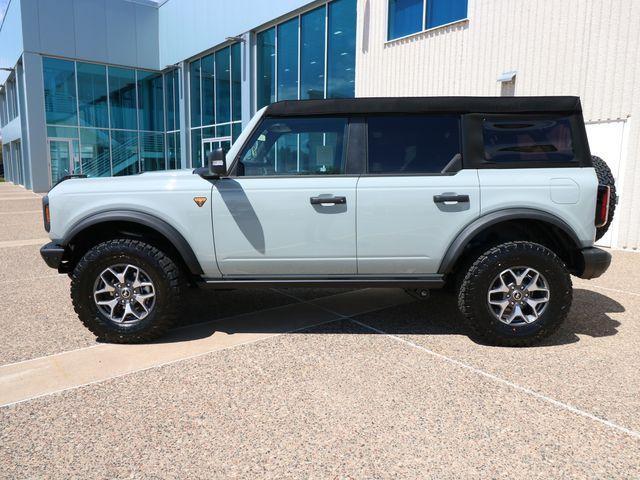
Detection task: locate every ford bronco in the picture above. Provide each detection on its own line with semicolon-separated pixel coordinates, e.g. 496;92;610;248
40;97;615;346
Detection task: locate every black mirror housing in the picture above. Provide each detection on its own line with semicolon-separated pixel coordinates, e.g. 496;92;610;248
208;148;227;177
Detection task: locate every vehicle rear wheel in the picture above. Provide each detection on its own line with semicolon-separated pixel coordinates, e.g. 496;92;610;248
71;239;185;343
458;241;572;347
592;155;617;241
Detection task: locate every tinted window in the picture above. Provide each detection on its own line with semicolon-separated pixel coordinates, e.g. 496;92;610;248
483;117;575;164
367;115;461;174
238;117;348;176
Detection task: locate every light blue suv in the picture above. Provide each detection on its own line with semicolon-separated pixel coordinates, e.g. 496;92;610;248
40;97;615;346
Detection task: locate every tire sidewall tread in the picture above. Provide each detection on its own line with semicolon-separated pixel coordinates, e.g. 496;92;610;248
458;241;572;347
70;239;185;343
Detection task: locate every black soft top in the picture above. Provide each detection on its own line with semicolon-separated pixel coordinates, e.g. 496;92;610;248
264;96;582;117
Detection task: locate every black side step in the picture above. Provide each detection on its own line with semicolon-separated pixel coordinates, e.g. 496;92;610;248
200;276;445;289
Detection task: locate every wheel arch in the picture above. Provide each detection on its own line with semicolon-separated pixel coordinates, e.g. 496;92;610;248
60;210;204;276
438;209;584;275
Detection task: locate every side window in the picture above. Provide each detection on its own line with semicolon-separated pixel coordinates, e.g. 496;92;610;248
367;115;461;174
237;117;348;176
483;116;575;164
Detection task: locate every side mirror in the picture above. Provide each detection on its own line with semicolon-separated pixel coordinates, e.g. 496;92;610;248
207;148;227;177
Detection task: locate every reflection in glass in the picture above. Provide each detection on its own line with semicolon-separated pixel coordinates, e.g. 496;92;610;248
301;7;326;100
137;70;164;131
277;18;299;101
190;59;201;127
77;62;108;128
216;47;231;124
140;132;165;171
167;132;177;170
327;0;356;98
80;128;111;177
43;57;77;126
201;54;215;126
191;128;202;168
231;43;241;121
257;28;276;108
164;71;175;132
111;130;139;176
108;67;137;130
388;0;423;40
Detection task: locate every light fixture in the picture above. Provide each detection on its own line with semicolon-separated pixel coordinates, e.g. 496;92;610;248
0;67;15;72
497;70;517;82
226;36;246;43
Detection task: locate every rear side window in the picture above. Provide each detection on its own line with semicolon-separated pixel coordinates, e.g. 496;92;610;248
483;116;575;164
367;115;461;174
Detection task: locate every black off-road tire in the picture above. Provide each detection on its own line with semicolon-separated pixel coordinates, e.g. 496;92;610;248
592;155;616;241
71;239;185;343
458;241;572;347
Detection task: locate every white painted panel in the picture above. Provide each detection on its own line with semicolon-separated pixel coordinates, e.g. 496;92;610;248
586;120;627;248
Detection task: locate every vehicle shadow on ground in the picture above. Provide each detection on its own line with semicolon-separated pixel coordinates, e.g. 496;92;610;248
149;287;623;348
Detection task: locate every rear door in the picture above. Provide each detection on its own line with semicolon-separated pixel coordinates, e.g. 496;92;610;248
211;116;358;276
356;115;480;274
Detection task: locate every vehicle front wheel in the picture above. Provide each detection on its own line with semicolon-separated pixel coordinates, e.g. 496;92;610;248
458;241;572;347
71;239;185;343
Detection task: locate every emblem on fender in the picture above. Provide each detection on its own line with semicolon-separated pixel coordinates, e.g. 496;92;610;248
193;197;207;207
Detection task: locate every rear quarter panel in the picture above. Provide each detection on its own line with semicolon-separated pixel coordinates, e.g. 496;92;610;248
478;167;598;247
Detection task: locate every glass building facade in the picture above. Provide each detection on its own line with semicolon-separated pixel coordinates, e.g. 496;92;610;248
42;57;180;184
189;44;242;168
256;0;356;109
1;0;357;189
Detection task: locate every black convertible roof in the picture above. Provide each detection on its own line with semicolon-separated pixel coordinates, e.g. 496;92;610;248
264;96;582;117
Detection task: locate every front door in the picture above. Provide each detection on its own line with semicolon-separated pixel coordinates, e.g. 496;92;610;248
357;115;480;274
48;139;78;186
211;116;357;276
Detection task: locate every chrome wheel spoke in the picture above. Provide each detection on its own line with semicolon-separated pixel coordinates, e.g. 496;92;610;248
487;266;550;326
94;263;156;325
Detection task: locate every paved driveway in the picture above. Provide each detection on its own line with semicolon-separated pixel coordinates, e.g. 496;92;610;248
1;181;639;479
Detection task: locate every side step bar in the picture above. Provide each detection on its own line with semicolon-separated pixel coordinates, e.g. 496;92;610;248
200;275;445;289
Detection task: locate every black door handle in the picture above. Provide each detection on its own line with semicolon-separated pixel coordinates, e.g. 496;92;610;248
433;194;470;204
310;196;347;205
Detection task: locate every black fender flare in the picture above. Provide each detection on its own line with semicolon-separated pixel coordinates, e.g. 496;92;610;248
61;210;204;275
437;208;584;274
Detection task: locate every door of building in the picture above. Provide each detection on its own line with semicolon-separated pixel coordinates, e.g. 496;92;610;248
48;138;78;186
201;136;232;167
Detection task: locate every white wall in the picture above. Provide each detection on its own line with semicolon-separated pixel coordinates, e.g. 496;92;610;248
356;0;640;250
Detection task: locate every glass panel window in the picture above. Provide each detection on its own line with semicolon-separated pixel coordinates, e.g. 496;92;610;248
215;47;231;124
232;122;242;143
201;54;215;126
43;57;77;126
164;72;175;132
256;28;276;109
231;43;241;121
191;128;202;167
367;116;461;174
76;62;108;128
0;92;6;126
238;117;348;176
327;0;356;98
482;117;575;164
166;132;177;169
301;7;326;100
277;17;299;101
47;125;79;138
426;0;468;29
111;130;139;176
140;132;165;172
80;128;111;177
137;70;164;131
190;59;202;127
108;67;137;130
388;0;423;40
174;69;181;130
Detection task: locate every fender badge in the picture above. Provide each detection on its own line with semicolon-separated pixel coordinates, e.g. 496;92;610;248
193;197;207;207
